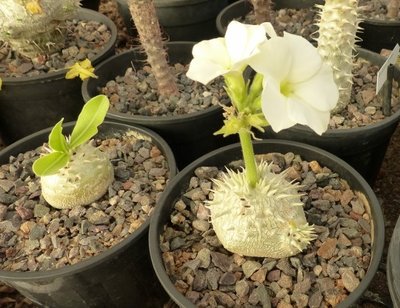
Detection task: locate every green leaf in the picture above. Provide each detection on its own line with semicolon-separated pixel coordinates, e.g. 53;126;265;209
48;118;69;153
32;151;70;176
69;95;109;149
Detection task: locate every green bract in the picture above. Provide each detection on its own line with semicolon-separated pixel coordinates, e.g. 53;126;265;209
32;95;109;176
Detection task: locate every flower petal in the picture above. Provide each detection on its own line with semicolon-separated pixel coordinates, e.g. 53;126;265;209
261;78;297;132
249;37;292;82
187;38;230;84
283;32;323;83
286;96;332;135
225;21;271;68
292;63;339;112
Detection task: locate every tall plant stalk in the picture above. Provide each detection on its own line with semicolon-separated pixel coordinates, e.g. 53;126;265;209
249;0;272;23
387;0;400;18
128;0;179;97
316;0;361;113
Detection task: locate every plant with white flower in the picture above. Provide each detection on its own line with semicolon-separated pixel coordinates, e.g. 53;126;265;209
187;20;339;258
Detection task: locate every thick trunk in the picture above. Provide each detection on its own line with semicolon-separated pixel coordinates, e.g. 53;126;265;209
128;0;179;97
249;0;272;23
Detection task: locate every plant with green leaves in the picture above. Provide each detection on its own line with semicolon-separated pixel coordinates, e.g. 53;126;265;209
187;20;338;258
0;0;81;59
32;94;114;209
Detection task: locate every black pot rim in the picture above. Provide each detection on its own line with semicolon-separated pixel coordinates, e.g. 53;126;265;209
81;41;225;124
2;8;117;85
149;139;385;308
0;120;177;280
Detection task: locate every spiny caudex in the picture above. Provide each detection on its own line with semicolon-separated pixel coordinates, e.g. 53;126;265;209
315;0;362;113
32;95;114;209
187;21;339;258
0;0;81;59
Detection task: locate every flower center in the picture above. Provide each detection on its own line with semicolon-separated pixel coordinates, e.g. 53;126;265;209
280;80;294;97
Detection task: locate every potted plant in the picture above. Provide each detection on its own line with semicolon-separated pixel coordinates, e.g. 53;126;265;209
82;0;235;170
216;0;323;40
148;20;384;307
116;0;229;40
252;0;400;186
0;0;117;144
358;0;400;52
0;95;177;307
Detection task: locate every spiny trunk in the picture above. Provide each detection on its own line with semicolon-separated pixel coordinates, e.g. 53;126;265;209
249;0;272;23
128;0;179;97
387;0;399;18
316;0;361;113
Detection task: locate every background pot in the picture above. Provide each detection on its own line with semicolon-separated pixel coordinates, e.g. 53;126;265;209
388;215;400;308
216;0;323;36
149;139;384;308
81;41;236;170
0;8;117;145
0;121;177;307
358;19;400;53
116;0;228;40
259;48;400;186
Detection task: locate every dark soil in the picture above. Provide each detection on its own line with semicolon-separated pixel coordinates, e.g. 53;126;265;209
0;0;399;307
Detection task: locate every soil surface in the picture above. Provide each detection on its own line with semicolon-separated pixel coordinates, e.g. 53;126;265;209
0;0;399;307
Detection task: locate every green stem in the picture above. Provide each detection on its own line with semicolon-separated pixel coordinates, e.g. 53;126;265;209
238;128;258;188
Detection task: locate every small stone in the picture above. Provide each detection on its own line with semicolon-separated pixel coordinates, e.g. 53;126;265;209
210;251;231;272
235;279;250;297
308;291;323;308
193;270;207;291
277;273;293;289
219;272;237;285
192;219;209;232
276;258;296;277
196;248;211;268
242;260;262;278
87;210;110;225
267;269;281;282
317;238;337;259
342;269;360;292
206;268;221;290
34;204;50;218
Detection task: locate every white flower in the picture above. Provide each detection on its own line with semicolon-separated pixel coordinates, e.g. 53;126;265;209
249;32;339;135
186;21;274;84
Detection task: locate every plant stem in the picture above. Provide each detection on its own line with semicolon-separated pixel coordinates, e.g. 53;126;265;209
128;0;179;97
238;128;258;188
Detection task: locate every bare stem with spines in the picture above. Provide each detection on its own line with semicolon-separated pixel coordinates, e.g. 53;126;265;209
128;0;179;97
249;0;272;23
316;0;362;113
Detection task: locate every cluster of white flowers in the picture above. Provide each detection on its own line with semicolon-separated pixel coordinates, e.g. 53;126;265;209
187;21;339;135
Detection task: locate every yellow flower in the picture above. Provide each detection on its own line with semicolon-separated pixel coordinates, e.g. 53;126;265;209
25;0;43;14
65;59;98;81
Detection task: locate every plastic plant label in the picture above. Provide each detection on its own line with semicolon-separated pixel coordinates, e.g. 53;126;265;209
376;44;400;95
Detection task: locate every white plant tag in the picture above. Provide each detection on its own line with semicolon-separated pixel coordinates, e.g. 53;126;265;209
376;44;400;94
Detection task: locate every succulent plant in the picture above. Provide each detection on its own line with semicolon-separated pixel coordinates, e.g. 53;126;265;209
315;0;361;113
33;95;113;209
0;0;81;59
209;161;316;258
127;0;179;97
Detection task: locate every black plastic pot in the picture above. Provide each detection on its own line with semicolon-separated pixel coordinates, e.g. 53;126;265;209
358;19;400;53
216;0;322;36
388;215;400;308
148;139;384;308
0;121;177;308
81;41;236;170
116;0;228;41
259;48;400;186
0;9;117;145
